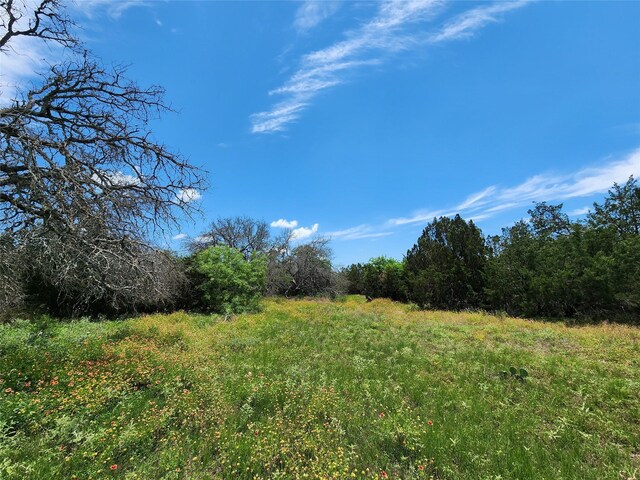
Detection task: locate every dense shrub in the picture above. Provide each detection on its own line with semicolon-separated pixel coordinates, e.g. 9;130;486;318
484;178;640;319
343;257;407;302
192;246;266;314
405;215;487;310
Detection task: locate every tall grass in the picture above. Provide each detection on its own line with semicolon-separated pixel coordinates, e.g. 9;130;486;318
1;297;638;479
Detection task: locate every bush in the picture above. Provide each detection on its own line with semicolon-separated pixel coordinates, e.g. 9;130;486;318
344;257;407;302
192;246;266;314
405;215;487;310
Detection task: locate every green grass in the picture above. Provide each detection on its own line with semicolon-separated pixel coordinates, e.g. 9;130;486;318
1;297;638;479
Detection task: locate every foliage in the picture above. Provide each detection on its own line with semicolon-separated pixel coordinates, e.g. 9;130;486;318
192;246;266;314
588;176;640;235
500;366;529;382
405;215;487;310
0;298;638;479
341;177;639;322
484;177;640;319
344;257;407;302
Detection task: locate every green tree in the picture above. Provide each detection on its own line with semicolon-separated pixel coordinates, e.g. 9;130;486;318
192;246;266;314
588;176;640;235
405;215;487;309
361;256;407;301
484;220;538;315
529;202;571;238
343;263;365;295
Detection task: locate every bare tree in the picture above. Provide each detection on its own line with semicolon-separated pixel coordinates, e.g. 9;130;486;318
21;222;186;315
189;216;271;259
0;0;77;52
266;237;339;297
1;53;204;237
0;233;24;315
0;0;205;315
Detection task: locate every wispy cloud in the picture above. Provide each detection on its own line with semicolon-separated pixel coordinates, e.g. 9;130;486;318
172;233;187;241
328;224;393;240
0;0;149;101
291;223;319;240
294;1;341;33
251;0;531;134
73;0;150;19
390;148;640;225
427;0;531;43
271;218;299;229
0;35;56;102
569;207;590;216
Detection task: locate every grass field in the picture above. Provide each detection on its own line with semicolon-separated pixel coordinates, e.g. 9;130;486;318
1;297;638;479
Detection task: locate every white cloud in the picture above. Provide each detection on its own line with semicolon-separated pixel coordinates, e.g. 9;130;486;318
107;171;142;186
194;234;213;243
252;0;440;133
455;186;497;211
291;223;319;240
0;31;62;103
294;1;341;33
0;0;153;102
251;0;530;134
428;0;531;43
72;0;150;19
328;224;393;240
569;207;590;216
390;209;453;226
91;170;142;187
172;233;187;241
176;188;202;203
390;148;640;225
271;218;299;229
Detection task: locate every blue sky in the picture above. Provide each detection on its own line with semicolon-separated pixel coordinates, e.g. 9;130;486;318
3;0;640;266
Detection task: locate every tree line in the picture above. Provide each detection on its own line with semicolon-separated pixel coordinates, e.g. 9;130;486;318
345;176;640;322
1;1;637;322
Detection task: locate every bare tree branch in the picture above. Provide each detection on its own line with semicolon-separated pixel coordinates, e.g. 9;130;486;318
0;0;206;315
188;216;271;259
0;0;77;51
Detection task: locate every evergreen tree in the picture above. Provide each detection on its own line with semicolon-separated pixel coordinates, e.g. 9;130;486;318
404;215;486;309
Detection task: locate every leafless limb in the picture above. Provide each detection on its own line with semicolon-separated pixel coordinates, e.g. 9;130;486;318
0;0;206;315
0;0;77;51
189;216;272;259
1;53;205;237
266;236;339;297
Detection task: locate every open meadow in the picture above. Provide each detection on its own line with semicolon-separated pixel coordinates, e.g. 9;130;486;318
1;297;638;479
